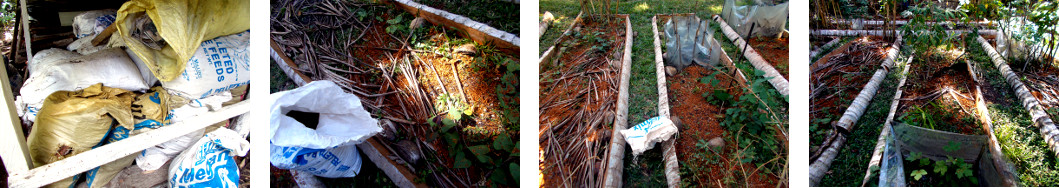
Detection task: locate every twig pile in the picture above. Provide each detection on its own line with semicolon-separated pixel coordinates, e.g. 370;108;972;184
271;0;433;126
538;16;624;188
271;0;474;186
809;38;890;159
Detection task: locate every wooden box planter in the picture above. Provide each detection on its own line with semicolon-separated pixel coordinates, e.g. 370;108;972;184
537;14;631;187
876;52;1017;186
652;13;788;187
651;14;748;187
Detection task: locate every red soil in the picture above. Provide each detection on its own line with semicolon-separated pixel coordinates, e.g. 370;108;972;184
748;36;789;79
669;65;780;187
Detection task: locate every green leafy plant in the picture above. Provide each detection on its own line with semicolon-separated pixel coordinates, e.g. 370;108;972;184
904;151;980;186
698;64;787;175
385;14;409;34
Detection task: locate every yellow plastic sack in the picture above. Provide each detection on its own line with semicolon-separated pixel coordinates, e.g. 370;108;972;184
84;86;183;188
115;0;249;82
26;84;135;188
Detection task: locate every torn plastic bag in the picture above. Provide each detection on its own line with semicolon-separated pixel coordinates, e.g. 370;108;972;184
269;80;381;177
160;30;251;99
85;88;174;188
18;48;148;123
72;10;116;39
136;92;231;171
26;84;136;188
115;0;250;82
620;116;679;156
663;15;720;70
169;128;249;187
879;122;1017;186
720;0;788;38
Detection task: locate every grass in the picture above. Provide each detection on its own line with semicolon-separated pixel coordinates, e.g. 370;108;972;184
968;39;1059;186
416;0;520;34
270;59;297;93
816;58;903;187
541;0;785;186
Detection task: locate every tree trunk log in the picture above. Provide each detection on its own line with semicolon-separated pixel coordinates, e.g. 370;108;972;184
809;36;903;186
977;35;1059;158
713;15;789;97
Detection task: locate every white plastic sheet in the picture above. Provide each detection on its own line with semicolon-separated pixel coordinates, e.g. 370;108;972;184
721;0;788;38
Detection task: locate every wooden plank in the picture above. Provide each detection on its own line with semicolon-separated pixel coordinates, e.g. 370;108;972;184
270;39;310;86
89;24;117;46
19;0;31;65
357;139;428;188
7;99;252;188
603;14;632;188
389;0;518;54
0;54;32;174
538;12;581;64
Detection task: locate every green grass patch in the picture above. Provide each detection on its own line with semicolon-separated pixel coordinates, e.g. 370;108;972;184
969;38;1059;186
817;59;903;187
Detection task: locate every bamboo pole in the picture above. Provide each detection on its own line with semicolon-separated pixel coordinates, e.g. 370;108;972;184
811;29;997;37
602;14;633;188
808;36;903;186
862;56;911;186
652;15;682;188
828;19;996;26
810;37;842;61
977;35;1059;158
540;12;555;38
712;15;789;97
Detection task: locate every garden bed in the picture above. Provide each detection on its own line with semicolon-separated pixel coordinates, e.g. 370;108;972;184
809;36;895;153
270;0;519;186
653;14;788;187
747;35;789;78
538;14;631;187
877;40;1018;186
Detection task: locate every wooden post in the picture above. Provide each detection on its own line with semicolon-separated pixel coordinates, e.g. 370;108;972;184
602;14;632;188
8;100;252;188
19;0;31;65
0;54;32;175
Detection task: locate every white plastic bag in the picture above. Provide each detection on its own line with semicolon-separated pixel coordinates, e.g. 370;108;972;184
18;48;148;123
270;143;363;178
269;80;381;177
169;128;249;187
269;80;381;148
136;92;232;171
161;30;250;99
620;116;679;156
72;10;116;39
